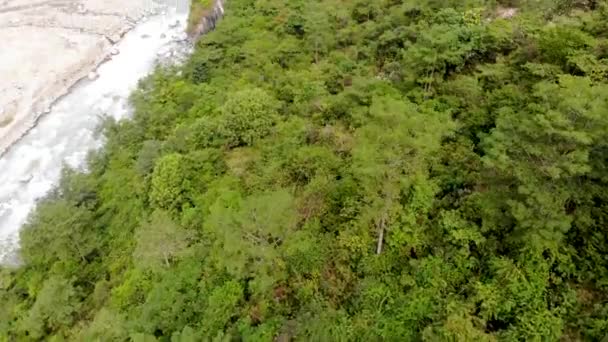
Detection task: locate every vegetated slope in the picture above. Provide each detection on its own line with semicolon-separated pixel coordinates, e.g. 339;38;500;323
2;0;608;340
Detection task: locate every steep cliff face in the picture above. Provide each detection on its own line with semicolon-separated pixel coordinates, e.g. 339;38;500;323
189;0;225;40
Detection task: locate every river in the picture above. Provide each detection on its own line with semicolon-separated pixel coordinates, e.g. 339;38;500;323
0;3;191;264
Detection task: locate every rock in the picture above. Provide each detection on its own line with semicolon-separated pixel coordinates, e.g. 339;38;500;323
169;20;180;29
497;7;518;19
172;33;188;42
105;34;121;44
88;71;98;80
110;47;120;55
19;174;33;184
141;34;150;39
43;106;51;114
160;33;166;39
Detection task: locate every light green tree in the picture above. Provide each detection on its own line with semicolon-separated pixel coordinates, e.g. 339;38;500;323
19;277;79;339
205;190;297;294
133;210;193;270
20;200;96;266
218;87;278;147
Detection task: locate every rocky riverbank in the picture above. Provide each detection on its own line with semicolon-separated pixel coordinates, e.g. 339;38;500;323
0;0;174;156
0;4;192;265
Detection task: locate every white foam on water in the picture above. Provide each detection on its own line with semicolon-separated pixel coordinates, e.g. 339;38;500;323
0;7;191;264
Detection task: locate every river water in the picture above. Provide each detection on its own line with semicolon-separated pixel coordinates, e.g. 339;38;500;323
0;4;191;264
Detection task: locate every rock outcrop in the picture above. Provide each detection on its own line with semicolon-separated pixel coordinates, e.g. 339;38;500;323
189;0;225;41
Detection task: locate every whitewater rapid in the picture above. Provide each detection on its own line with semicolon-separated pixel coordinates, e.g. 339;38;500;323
0;7;191;264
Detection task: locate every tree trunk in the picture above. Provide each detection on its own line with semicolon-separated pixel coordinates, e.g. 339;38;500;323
376;216;386;255
163;252;170;268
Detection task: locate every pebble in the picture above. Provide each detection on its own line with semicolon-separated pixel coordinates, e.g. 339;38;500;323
88;71;98;80
110;47;120;55
160;33;166;39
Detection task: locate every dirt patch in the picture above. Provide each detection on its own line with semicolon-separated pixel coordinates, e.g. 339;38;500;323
497;7;518;19
0;116;14;128
0;102;16;128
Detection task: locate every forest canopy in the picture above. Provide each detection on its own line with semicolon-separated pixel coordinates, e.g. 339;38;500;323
2;0;608;340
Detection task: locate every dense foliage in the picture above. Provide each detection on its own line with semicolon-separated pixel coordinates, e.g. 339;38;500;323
3;0;608;340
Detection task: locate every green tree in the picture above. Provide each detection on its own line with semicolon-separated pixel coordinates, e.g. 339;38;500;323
205;190;297;294
218;87;279;147
19;277;79;339
20;199;96;266
78;308;129;342
352;96;454;254
482;75;608;250
150;154;187;211
133;210;193;270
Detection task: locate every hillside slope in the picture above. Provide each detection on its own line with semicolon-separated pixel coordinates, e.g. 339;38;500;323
2;0;608;340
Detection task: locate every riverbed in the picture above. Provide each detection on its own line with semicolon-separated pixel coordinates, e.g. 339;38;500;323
0;6;191;264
